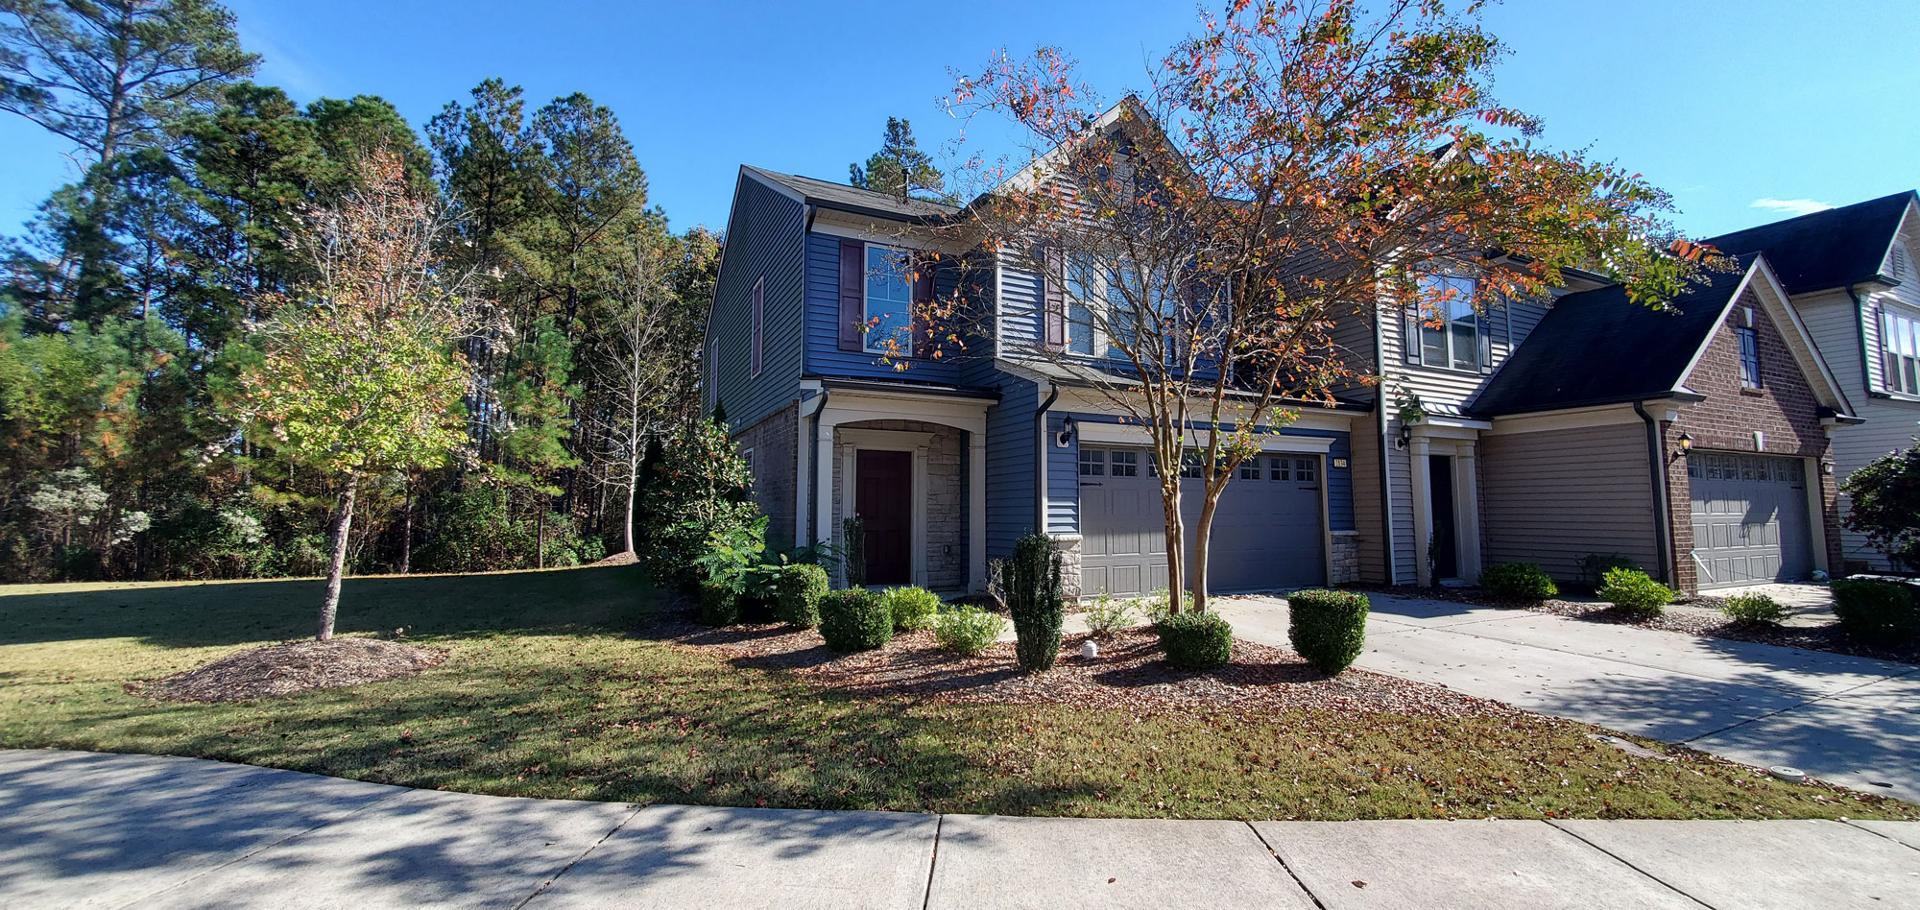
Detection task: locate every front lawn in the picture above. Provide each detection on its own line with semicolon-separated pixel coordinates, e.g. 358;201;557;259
1;566;1909;820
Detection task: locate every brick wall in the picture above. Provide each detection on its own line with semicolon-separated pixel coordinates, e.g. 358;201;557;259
1661;286;1840;591
734;403;798;551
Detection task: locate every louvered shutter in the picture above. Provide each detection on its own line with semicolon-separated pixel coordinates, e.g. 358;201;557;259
838;239;864;351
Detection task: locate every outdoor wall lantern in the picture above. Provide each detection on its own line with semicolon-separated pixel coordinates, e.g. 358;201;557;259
1395;424;1412;450
1677;432;1694;454
1056;415;1077;448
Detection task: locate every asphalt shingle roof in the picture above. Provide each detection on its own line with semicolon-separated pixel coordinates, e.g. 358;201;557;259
1705;191;1914;295
1468;256;1758;418
744;166;960;221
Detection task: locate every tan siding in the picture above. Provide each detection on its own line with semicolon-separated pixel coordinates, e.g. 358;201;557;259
1348;415;1386;583
1480;423;1659;580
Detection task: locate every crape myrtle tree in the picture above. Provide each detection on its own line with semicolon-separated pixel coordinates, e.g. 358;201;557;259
927;0;1717;614
229;150;473;640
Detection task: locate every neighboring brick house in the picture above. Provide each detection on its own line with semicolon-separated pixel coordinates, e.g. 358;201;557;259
1463;254;1857;593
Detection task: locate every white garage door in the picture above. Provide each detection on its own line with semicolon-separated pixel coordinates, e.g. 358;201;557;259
1078;448;1325;597
1687;453;1814;590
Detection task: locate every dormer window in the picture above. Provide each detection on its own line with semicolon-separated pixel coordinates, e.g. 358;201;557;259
1415;274;1484;372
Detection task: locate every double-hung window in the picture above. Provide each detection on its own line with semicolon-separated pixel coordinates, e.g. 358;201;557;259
1058;253;1174;361
1415;274;1483;371
1883;306;1920;396
1066;255;1097;356
863;244;914;354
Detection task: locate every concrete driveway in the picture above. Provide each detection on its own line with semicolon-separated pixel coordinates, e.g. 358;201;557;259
1217;593;1920;800
5;749;1919;909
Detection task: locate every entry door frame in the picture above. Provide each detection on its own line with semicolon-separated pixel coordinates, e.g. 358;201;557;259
1409;425;1484;586
838;427;931;587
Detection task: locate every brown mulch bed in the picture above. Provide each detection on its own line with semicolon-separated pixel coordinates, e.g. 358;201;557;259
133;638;448;703
647;619;1522;719
1356;585;1920;665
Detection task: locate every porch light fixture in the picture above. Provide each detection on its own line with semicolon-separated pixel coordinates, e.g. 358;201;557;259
1395;424;1412;450
1677;432;1694;453
1056;415;1077;448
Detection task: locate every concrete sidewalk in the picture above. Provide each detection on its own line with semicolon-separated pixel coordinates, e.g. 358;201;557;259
4;750;1918;909
1215;593;1920;801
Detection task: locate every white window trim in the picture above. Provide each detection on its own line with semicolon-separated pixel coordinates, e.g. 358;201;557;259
1414;274;1485;372
861;241;915;355
1062;254;1174;360
1881;302;1920;396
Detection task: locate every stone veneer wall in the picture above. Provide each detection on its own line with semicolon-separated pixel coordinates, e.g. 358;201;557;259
830;419;966;591
1329;531;1361;585
733;403;797;550
1049;534;1083;602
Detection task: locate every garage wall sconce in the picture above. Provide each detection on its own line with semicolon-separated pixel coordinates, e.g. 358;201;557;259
1671;431;1693;461
1055;415;1077;448
1395;424;1412;450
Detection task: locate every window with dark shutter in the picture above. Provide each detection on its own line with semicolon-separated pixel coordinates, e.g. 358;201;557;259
838;239;864;351
1042;246;1066;349
1737;325;1761;389
911;254;935;359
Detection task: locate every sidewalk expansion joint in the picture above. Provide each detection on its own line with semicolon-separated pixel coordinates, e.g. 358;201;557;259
511;803;647;910
1243;821;1328;910
1545;820;1719;910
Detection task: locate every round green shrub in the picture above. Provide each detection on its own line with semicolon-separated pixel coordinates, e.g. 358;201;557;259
881;586;942;632
934;605;1007;656
1831;578;1920;647
1721;592;1789;626
772;563;829;628
1479;562;1558;603
697;579;741;626
1597;567;1673;620
1156;610;1233;670
818;588;893;652
1287;588;1369;675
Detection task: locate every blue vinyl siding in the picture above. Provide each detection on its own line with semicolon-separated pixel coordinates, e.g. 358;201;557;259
984;375;1039;559
708;174;805;428
1045;411;1354;536
998;260;1045;351
803;231;966;384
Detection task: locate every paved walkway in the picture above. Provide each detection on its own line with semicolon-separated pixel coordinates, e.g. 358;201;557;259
4;750;1917;910
1215;593;1920;800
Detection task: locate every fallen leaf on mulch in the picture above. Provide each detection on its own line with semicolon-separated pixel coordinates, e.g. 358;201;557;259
131;638;447;703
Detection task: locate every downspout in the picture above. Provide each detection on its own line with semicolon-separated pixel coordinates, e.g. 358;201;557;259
1633;401;1673;584
1374;315;1398;583
806;387;830;547
1035;380;1060;535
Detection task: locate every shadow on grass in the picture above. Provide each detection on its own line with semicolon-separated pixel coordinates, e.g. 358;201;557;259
0;564;659;649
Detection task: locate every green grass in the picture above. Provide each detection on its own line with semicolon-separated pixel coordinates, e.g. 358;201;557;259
1;566;1910;821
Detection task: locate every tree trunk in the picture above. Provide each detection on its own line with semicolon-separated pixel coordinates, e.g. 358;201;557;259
398;483;413;575
318;477;358;641
1189;493;1221;614
622;446;639;556
1160;485;1186;614
536;503;546;569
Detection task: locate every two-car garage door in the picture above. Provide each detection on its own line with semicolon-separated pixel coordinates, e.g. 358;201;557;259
1687;453;1814;590
1078;447;1325;596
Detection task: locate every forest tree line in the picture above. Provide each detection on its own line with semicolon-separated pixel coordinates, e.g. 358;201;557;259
0;0;716;582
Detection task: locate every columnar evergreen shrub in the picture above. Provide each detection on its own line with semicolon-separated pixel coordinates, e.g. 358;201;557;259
934;605;1006;656
818;588;892;652
881;586;941;631
1479;562;1557;602
1156;610;1233;670
1831;578;1920;647
772;563;829;628
1287;589;1369;674
999;533;1064;671
840;515;866;587
1597;567;1672;619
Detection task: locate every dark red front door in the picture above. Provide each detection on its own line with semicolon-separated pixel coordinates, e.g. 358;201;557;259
856;450;912;585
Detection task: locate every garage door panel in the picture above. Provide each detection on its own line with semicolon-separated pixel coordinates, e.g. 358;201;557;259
1688;453;1812;590
1080;447;1324;597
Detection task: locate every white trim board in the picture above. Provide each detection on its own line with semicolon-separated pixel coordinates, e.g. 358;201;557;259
1076;421;1336;453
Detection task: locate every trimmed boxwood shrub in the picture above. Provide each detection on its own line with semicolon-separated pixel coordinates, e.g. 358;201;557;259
881;586;942;632
1831;578;1920;647
1721;592;1789;626
934;605;1006;656
1287;589;1369;675
1598;567;1673;620
1156;610;1233;670
697;579;741;626
1480;562;1557;603
818;588;893;652
772;563;829;628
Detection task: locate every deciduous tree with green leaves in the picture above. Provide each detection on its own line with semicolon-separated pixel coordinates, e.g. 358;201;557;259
229;150;472;640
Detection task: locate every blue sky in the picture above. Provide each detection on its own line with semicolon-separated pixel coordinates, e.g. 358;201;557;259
3;0;1917;239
